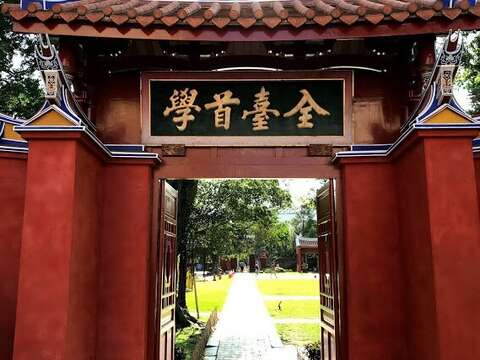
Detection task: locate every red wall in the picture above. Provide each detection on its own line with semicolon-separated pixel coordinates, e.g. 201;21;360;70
96;163;152;360
422;137;480;360
341;161;407;360
13;139;102;360
394;135;480;359
66;142;103;359
394;139;439;359
0;155;26;360
474;155;480;214
342;132;480;360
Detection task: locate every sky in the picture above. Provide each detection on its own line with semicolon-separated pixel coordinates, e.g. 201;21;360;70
279;179;324;207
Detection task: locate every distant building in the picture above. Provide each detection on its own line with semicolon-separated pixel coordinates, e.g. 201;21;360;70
295;235;318;272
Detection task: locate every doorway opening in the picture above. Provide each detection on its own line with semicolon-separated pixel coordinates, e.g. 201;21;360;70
153;178;341;360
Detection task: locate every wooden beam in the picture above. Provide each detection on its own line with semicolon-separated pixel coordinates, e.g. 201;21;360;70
12;16;480;42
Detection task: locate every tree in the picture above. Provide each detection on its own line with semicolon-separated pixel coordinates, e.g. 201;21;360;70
291;195;317;238
187;180;292;268
174;180;198;311
250;220;293;260
459;32;480;115
0;10;43;118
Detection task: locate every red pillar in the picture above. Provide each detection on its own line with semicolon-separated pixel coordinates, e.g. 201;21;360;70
473;154;480;213
13;133;102;360
0;153;26;360
395;130;480;360
340;160;407;360
96;162;153;360
296;248;301;272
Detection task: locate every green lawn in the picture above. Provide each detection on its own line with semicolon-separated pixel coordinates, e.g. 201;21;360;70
265;300;320;319
257;279;320;296
176;326;202;360
276;324;320;346
186;277;233;316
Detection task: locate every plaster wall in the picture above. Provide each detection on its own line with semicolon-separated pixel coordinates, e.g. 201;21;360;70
422;137;480;360
96;163;152;360
341;161;407;360
474;155;480;213
66;142;103;359
394;139;439;359
13;139;102;360
0;156;26;360
393;135;480;360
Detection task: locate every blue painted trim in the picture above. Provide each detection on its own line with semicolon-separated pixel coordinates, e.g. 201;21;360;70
105;144;145;153
413;123;480;130
351;144;391;152
13;124;161;163
0;139;28;148
0;113;25;126
15;125;85;131
0;146;28;154
335;123;480;161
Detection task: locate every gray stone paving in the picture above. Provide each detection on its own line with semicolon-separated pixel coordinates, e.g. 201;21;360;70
204;273;297;360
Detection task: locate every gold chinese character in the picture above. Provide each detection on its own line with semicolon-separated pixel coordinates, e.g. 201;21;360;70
242;86;280;131
163;88;201;131
284;89;330;129
204;90;240;130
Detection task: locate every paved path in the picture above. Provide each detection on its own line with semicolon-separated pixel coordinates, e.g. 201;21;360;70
273;318;320;324
263;295;320;301
204;273;297;360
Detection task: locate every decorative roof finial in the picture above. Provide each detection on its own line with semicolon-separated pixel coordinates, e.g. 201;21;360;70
35;34;95;130
403;30;472;130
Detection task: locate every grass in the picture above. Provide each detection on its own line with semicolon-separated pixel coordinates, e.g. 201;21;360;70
176;326;202;360
265;300;320;319
256;279;320;296
257;274;321;346
276;324;320;346
186;276;233;316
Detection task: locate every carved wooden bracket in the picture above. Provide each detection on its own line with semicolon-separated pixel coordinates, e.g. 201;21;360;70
161;144;186;157
308;144;332;156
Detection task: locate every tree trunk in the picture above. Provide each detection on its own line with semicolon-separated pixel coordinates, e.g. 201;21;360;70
175;180;198;308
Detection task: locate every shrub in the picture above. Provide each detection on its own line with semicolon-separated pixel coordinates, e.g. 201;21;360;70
304;341;321;360
175;346;186;360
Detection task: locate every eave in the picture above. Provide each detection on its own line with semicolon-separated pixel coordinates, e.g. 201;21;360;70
4;0;480;42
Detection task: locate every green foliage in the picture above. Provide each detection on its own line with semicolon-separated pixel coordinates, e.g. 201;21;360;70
250;220;293;259
188;179;292;262
290;194;317;238
175;326;202;360
459;31;480;114
304;341;321;360
276;324;320;345
0;10;43;118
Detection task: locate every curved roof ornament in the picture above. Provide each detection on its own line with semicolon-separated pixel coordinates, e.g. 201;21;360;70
402;29;473;131
34;34;96;130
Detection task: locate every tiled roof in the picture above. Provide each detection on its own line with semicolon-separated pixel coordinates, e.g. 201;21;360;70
295;235;318;248
3;0;480;31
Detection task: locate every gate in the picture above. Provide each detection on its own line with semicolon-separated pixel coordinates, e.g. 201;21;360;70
156;181;178;360
317;179;341;360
